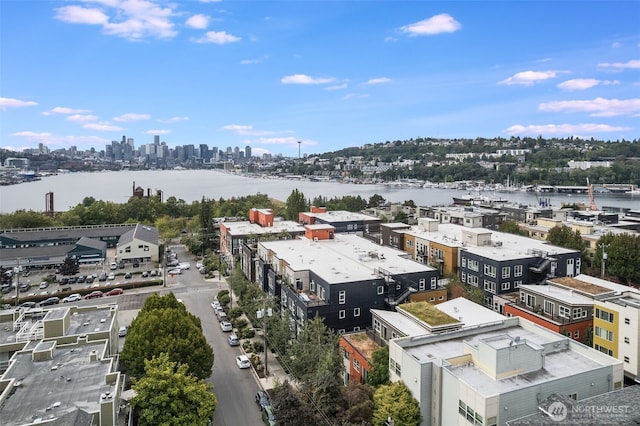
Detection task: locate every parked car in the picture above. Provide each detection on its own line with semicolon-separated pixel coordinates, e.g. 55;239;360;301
63;293;82;303
150;270;158;277
86;276;95;284
262;405;276;426
98;272;107;282
60;286;72;292
228;333;240;346
67;276;77;284
167;260;179;267
84;290;104;299
76;275;86;283
118;326;128;337
236;355;251;369
107;273;115;280
40;297;60;306
19;301;37;309
255;390;270;408
196;261;203;269
132;261;140;268
124;272;132;279
141;271;149;278
39;281;49;289
220;321;233;332
109;262;118;270
22;270;31;277
199;267;207;275
167;268;182;275
1;285;14;294
105;288;123;296
179;262;191;270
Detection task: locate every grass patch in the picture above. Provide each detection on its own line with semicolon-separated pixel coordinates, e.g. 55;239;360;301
401;301;458;326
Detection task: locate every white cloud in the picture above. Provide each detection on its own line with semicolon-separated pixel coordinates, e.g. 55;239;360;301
186;14;210;29
222;124;288;136
611;42;621;48
498;70;559;86
342;93;371;100
143;129;171;135
539;97;640;117
10;131;109;146
281;74;335;84
364;77;391;85
42;106;90;115
55;1;178;41
505;123;631;135
192;31;241;44
0;97;38;110
113;113;151;122
10;131;53;139
240;55;269;65
325;83;348;91
67;114;99;123
399;14;461;36
597;59;640;70
253;136;316;148
159;116;190;123
557;78;619;91
83;122;125;131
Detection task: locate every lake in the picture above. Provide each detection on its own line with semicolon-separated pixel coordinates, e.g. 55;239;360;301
1;169;638;213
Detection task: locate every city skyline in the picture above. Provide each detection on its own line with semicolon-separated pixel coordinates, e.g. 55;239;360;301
1;1;639;157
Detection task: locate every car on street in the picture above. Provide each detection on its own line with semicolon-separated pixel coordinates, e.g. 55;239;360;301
1;285;14;294
118;326;127;337
19;301;37;309
220;321;233;332
179;262;191;270
39;281;49;289
141;270;149;277
150;270;157;277
167;260;179;267
227;334;240;346
63;293;82;303
262;405;276;426
86;276;95;284
105;288;123;296
110;262;118;270
255;390;270;408
196;261;203;269
98;272;107;281
236;355;251;369
84;290;104;299
22;270;31;277
76;275;86;283
167;268;182;275
40;296;60;306
60;286;72;292
124;272;132;279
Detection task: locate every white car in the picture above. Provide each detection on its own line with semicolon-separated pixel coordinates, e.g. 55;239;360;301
39;281;49;289
236;355;251;369
220;321;233;332
63;293;82;303
168;268;182;275
107;272;115;280
179;262;191;270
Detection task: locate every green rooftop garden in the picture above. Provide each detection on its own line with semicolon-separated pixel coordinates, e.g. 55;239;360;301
400;301;458;326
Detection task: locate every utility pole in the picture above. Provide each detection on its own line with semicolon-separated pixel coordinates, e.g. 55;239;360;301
601;243;607;279
257;303;272;376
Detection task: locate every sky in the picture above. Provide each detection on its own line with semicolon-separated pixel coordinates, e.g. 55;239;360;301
1;1;639;158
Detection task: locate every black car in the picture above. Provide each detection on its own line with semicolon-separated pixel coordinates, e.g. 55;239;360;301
60;286;72;292
86;276;95;284
19;301;37;309
60;277;69;285
76;275;86;283
67;276;77;284
124;272;132;279
40;297;60;306
255;390;270;409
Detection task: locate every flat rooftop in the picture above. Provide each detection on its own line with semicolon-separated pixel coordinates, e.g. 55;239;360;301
306;210;380;223
0;340;116;425
222;219;305;236
548;276;616;296
260;234;435;284
342;331;381;361
519;284;595;305
372;309;429;337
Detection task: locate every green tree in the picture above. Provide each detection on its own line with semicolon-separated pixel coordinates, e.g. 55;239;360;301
288;315;341;385
132;353;217;426
368;194;386;208
393;211;409;223
271;380;316;426
498;220;527;236
595;234;640;284
336;382;374;425
373;381;421;426
547;225;586;254
367;345;390;387
285;189;307;221
121;293;213;380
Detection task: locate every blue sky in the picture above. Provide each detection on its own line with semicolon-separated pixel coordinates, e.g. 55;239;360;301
1;1;639;157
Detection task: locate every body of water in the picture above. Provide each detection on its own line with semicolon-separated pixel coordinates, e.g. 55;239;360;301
1;169;638;214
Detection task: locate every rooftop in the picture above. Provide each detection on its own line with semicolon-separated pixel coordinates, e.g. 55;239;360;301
260;234;435;284
518;284;595;305
548;276;616;296
305;210;380;223
222;219;305;236
399;301;459;327
342;331;381;362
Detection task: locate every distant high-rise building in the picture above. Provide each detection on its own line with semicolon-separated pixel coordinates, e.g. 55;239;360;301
154;135;160;145
245;145;252;160
233;146;240;159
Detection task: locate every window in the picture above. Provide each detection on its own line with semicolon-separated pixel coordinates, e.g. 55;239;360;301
526;294;536;308
624;337;630;344
353;358;360;372
559;305;571;319
514;280;521;288
143;245;149;251
595;326;614;342
484;280;496;294
595;344;614;356
377;286;384;295
353;326;360;331
461;272;466;282
390;358;401;375
501;282;510;291
502;266;511;279
430;297;435;302
310;280;316;292
339;310;345;319
520;291;525;302
431;277;437;289
438;295;444;301
484;264;496;278
459;400;466;416
573;308;585;318
468;259;479;272
468;275;478;287
419;279;426;291
374;319;381;333
624;356;630;363
544;300;555;316
625;318;630;325
574;330;579;339
339;290;346;304
125;246;131;253
595;308;614;323
338;329;345;334
514;265;523;277
461;257;467;268
354;307;360;317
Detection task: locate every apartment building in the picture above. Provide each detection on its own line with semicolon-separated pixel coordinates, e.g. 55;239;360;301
255;230;439;334
593;291;640;382
298;206;382;234
339;331;381;384
389;316;624;426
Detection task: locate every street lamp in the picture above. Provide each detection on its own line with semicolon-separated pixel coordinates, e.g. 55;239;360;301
256;306;273;376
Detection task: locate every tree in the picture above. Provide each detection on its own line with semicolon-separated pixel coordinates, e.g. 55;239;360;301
336;382;374;425
499;220;527;236
594;234;640;285
121;293;213;380
59;256;79;276
367;345;390;387
132;353;217;426
547;225;586;254
393;211;409;224
368;194;386;208
271;380;316;426
285;189;307;221
373;381;421;426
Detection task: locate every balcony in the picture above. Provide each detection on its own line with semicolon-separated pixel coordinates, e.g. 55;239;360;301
511;300;586;325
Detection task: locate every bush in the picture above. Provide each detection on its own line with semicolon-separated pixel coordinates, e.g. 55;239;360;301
217;293;230;306
217;289;229;298
242;341;253;352
232;318;248;330
228;307;243;319
253;341;264;353
238;328;255;339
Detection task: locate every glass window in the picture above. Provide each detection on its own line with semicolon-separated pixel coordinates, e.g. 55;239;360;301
339;290;346;304
502;266;510;278
354;307;360;317
377;286;384;295
419;279;426;291
339;310;345;319
514;265;523;277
